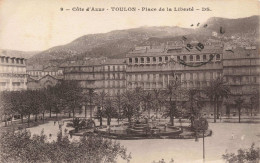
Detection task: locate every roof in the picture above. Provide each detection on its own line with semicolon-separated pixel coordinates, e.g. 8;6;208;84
26;65;44;71
43;66;59;72
126;46;223;57
28;74;62;82
103;59;125;65
223;46;259;59
0;50;26;59
60;58;105;67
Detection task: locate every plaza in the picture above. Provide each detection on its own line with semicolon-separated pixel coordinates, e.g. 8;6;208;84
26;119;260;163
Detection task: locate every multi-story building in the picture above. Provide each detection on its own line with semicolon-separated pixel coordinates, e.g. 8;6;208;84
125;43;224;116
103;59;126;96
60;58;126;96
61;43;259;117
27;65;63;79
27;74;62;90
60;58;126;117
0;54;27;91
223;46;260;115
60;58;105;92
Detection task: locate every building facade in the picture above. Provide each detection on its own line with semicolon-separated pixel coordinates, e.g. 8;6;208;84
61;43;259;116
27;74;61;90
223;46;260;115
0;54;27;91
61;58;126;96
125;44;224;116
27;65;63;79
103;59;126;96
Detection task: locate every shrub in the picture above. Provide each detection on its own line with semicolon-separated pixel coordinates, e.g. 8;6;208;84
222;143;260;163
0;129;131;163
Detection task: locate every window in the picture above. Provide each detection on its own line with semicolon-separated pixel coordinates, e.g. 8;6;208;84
183;56;187;61
210;54;214;60
216;54;220;60
196;55;200;61
6;58;9;63
190;55;193;61
159;57;162;62
141;57;144;63
203;55;207;61
113;66;115;71
153;57;156;62
190;73;193;80
11;58;14;63
135;58;138;63
129;58;132;63
147;57;150;63
165;56;168;61
177;56;180;61
20;59;24;64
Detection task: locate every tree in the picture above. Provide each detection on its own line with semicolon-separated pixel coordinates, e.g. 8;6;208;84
95;91;108;126
152;89;165;118
183;88;204;128
222;143;260;163
81;90;89;118
87;88;96;119
103;98;117;126
66;118;86;133
24;90;42;127
250;91;259;116
204;77;230;123
163;76;182;126
0;91;13;126
234;97;245;123
0;129;131;163
114;92;123;124
141;91;153;119
122;90;139;124
60;81;82;119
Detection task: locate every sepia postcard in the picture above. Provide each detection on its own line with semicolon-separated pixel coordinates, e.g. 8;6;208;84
0;0;259;163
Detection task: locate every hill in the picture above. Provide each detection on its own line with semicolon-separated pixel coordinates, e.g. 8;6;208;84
27;15;259;66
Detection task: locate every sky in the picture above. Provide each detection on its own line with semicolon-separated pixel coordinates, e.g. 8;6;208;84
0;0;259;51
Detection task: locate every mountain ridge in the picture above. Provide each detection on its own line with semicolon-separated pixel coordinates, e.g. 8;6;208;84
22;15;260;66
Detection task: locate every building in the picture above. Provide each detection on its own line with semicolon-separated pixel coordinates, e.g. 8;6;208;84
223;46;260;115
0;53;27;91
27;65;63;79
125;44;224;116
103;59;126;96
60;58;126;96
60;58;105;92
61;43;259;117
27;74;62;90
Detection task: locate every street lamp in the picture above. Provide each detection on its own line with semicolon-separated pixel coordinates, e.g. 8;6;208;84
194;118;208;162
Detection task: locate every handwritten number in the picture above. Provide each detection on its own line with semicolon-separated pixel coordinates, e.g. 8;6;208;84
187;44;193;49
197;43;204;50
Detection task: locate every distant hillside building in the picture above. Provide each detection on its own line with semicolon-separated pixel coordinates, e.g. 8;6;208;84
0;53;27;91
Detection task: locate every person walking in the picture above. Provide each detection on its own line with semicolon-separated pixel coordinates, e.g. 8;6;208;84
231;132;234;140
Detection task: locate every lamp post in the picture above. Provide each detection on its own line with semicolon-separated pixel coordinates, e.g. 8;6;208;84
194;118;208;162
